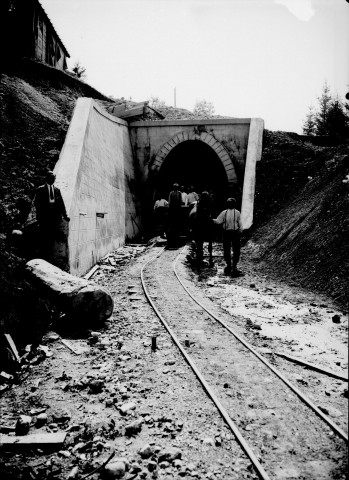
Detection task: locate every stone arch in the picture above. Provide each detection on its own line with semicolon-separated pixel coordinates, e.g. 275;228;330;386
150;131;237;186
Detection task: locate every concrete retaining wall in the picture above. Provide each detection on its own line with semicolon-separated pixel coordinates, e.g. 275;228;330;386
54;98;139;276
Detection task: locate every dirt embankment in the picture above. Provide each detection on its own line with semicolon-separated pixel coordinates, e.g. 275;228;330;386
0;59;112;348
251;131;349;309
0;59;111;229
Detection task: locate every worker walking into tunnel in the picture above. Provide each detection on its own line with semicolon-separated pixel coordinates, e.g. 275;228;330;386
34;170;70;262
154;194;168;238
189;191;214;268
167;183;182;247
186;186;199;210
213;197;243;277
181;185;188;206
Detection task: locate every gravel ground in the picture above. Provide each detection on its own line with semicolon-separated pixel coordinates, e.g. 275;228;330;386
0;242;347;480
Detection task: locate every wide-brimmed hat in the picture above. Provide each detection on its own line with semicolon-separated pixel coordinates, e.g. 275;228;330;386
227;197;236;206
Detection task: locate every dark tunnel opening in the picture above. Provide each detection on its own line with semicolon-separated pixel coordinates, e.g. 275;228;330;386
154;140;229;214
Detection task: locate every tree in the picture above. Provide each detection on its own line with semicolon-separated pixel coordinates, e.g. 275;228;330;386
149;96;167;109
326;97;349;140
302;105;316;135
314;82;332;136
303;82;349;140
71;61;86;80
193;99;215;117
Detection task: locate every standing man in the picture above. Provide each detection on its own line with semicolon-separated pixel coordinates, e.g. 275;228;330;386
168;183;182;247
186;186;199;210
213;197;243;276
154;193;169;238
189;191;214;268
34;170;70;262
181;185;188;206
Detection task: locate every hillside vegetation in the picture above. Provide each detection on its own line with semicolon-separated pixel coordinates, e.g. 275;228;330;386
253;131;348;307
0;59;348;348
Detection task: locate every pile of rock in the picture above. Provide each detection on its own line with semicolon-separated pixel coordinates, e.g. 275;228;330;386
98;245;148;272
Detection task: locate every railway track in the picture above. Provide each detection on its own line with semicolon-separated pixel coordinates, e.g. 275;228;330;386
140;246;348;480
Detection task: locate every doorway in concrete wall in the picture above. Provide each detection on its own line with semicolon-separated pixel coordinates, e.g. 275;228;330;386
155;140;229;214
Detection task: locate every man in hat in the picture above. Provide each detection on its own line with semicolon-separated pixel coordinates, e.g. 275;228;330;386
34;170;70;261
167;183;182;246
213;197;243;276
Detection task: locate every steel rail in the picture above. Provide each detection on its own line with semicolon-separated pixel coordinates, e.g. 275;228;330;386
173;249;348;443
141;248;272;480
274;352;348;382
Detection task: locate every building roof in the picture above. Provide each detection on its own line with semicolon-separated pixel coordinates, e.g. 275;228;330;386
37;0;70;58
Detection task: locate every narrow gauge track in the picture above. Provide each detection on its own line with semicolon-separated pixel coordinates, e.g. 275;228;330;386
141;247;348;480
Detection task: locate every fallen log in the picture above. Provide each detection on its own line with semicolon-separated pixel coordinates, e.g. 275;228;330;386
25;259;114;324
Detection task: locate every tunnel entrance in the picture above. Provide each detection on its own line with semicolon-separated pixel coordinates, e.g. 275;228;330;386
154;140;229;213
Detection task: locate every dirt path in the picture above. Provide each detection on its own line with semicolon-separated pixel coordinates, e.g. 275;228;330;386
0;242;347;480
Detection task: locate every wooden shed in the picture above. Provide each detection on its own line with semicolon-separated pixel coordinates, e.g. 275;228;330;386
1;0;70;70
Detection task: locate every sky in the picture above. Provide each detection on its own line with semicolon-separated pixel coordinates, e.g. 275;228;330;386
40;0;349;133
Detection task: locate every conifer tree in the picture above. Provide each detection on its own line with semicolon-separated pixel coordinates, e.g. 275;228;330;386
326;97;349;140
315;82;332;136
302;106;316;135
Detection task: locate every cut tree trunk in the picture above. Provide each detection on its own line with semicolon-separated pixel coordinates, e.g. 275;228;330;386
25;259;114;324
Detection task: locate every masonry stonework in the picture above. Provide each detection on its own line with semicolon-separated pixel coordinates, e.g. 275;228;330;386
128;118;252;191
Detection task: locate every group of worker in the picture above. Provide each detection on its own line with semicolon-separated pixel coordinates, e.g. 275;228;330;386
12;172;243;277
154;184;200;240
154;183;243;277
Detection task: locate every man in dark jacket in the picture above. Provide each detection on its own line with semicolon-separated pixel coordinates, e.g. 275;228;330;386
167;183;182;247
34;170;70;261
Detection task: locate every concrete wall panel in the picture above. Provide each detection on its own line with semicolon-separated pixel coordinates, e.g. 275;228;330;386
55;98;138;276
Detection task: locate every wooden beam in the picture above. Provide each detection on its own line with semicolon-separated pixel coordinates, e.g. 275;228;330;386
0;432;66;449
4;334;21;364
83;265;99;280
117;105;145;118
61;339;87;355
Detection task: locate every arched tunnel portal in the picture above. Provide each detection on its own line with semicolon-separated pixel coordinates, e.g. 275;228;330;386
153;140;233;214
